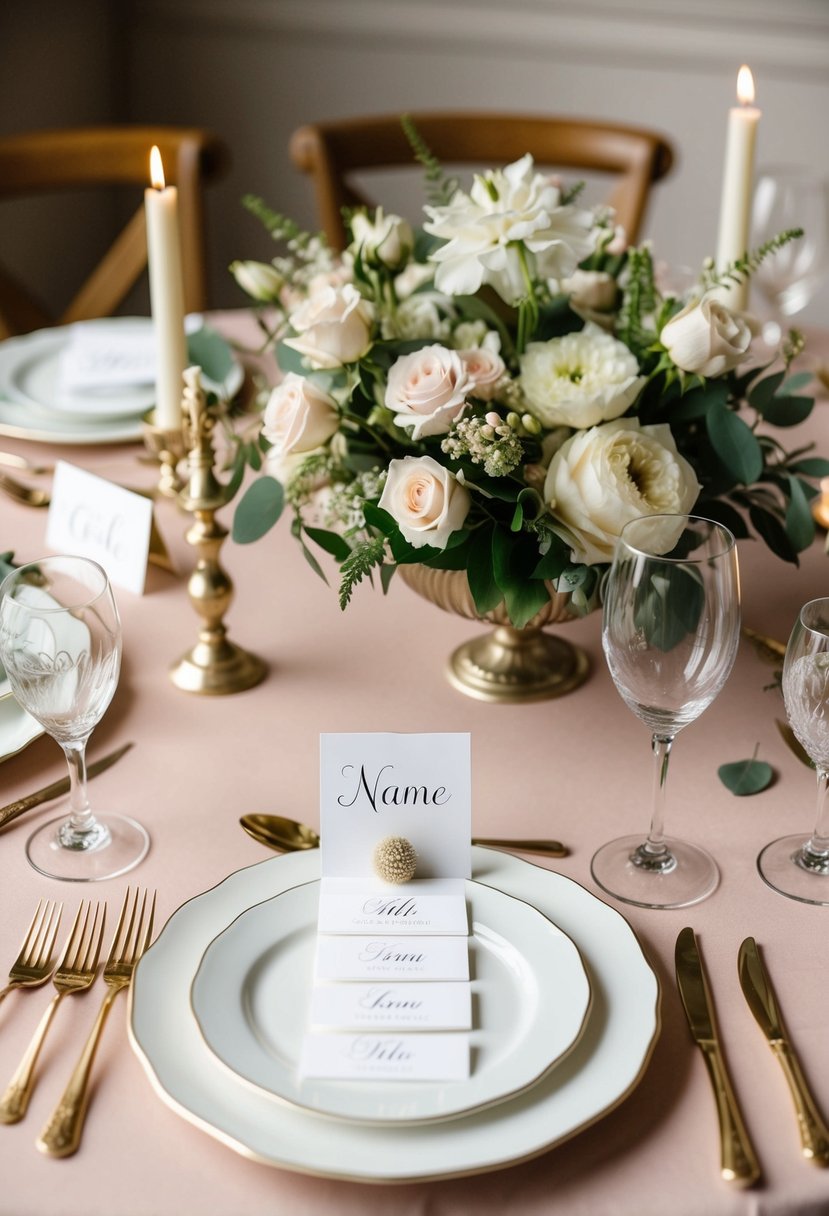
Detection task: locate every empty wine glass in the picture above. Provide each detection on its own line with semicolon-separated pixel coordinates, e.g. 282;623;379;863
751;167;829;344
0;555;148;881
590;515;741;909
758;597;829;904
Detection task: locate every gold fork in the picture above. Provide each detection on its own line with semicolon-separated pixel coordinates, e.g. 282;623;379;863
0;901;62;1007
37;888;155;1158
0;901;106;1123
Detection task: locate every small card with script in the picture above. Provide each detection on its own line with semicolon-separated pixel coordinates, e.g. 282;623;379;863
315;935;470;982
317;877;468;936
309;982;472;1032
46;462;154;595
299;1032;470;1082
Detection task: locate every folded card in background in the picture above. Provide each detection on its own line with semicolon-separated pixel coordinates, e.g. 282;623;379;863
315;935;470;982
309;982;472;1032
299;1032;470;1082
46;462;154;595
57;321;156;393
318;878;468;936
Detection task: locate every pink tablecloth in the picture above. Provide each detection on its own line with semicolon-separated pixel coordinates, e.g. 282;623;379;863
0;315;828;1216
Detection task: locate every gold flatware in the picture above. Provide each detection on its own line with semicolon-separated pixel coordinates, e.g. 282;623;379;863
0;741;134;830
738;937;829;1166
0;451;52;475
775;719;814;770
0;901;62;1008
0;901;106;1123
239;813;569;859
37;888;156;1158
741;626;786;665
675;927;761;1187
0;470;50;509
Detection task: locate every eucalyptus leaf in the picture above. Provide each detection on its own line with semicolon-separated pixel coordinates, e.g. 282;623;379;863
706;402;763;484
304;526;352;562
785;474;816;552
467;526;502;617
789;457;829;478
231;476;284;544
187;325;235;387
717;757;774;795
755;393;813;428
632;566;705;652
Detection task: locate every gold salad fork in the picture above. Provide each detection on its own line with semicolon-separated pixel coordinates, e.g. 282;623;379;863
37;888;156;1158
0;901;62;1008
0;901;106;1123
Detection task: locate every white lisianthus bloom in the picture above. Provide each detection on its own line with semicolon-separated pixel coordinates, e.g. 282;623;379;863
229;260;285;303
660;295;752;377
519;323;646;429
350;207;414;270
380;294;451;342
544;418;701;565
386;344;472;439
423;154;598;305
262;373;340;455
394;262;435;299
283;283;373;369
460;347;506;401
453;320;500;352
379;455;471;549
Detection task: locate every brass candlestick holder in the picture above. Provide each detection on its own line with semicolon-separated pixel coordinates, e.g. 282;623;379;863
142;408;186;498
169;367;267;695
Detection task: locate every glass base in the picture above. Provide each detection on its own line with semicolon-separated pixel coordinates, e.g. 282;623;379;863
26;813;150;882
757;834;829;905
590;834;719;909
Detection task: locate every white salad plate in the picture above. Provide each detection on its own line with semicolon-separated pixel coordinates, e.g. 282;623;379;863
130;847;660;1182
190;879;591;1125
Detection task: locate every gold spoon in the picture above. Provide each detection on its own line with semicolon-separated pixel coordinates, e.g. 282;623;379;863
0;471;51;508
240;813;568;858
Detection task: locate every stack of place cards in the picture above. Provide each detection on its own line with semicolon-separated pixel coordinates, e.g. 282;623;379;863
299;733;473;1084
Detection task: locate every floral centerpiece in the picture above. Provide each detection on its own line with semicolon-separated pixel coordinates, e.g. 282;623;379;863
228;122;825;699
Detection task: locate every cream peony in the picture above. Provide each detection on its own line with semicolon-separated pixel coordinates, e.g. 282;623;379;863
262;373;339;456
350;207;413;270
660;295;752;377
386;344;472;439
423;154;598;304
520;324;646;429
379;455;470;549
544;418;701;565
283;283;373;369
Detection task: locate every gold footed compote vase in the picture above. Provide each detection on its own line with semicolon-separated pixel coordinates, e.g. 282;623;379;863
398;565;590;703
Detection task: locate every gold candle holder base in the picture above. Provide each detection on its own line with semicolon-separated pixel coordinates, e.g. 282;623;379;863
142;409;186;498
170;367;267;696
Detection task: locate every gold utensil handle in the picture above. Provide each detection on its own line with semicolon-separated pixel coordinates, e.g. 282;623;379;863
0;994;62;1124
37;986;121;1158
700;1042;761;1186
472;837;568;858
772;1041;829;1166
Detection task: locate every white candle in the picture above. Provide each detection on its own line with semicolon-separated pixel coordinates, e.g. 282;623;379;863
145;146;187;429
715;65;761;312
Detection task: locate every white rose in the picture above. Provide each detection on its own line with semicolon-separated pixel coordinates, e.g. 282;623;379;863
262;373;339;455
660;295;752;377
561;269;617;313
386;344;472;439
520;324;646;429
284;283;373;369
350;207;413;270
380;294;450;342
423;154;598;304
460;347;506;401
229;260;284;303
544;418;701;565
378;455;471;549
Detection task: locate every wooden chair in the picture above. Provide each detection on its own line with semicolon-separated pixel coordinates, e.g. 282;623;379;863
290;112;674;251
0;126;230;340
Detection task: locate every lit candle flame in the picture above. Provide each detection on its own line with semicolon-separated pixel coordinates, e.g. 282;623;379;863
737;65;755;107
149;145;166;190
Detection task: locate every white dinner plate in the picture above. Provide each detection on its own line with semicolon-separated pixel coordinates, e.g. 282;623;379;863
0;693;44;762
130;848;660;1182
190;880;591;1124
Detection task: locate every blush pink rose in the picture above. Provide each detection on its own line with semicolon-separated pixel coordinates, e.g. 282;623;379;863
386;344;472;439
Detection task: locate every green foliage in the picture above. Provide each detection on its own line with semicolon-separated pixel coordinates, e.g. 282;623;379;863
401;115;459;208
718;755;774;796
632;567;705;653
338;536;386;609
232;477;284;543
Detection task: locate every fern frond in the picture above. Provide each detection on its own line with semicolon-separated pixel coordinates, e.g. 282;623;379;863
401;115;460;207
338;536;386;609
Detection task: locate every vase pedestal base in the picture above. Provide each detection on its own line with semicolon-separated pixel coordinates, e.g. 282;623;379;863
446;625;590;704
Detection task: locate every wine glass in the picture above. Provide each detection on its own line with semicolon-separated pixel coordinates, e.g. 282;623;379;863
751;167;829;344
0;555;149;881
758;598;829;904
590;515;741;909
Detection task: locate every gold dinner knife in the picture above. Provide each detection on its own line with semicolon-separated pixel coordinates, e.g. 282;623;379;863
0;742;133;830
738;937;829;1167
675;927;761;1187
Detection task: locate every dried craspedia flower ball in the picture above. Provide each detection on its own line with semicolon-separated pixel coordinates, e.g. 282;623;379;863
372;836;417;884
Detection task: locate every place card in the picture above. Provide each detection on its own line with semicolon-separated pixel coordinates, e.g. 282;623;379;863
309;982;472;1032
318;878;468;936
315;934;470;981
46;462;154;595
320;732;471;879
299;1032;470;1082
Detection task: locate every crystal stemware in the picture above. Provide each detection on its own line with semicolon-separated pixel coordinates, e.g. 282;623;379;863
758;597;829;904
590;515;741;909
0;555;148;881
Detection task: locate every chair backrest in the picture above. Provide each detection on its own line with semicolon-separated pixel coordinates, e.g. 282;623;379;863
0;125;229;340
290;112;674;251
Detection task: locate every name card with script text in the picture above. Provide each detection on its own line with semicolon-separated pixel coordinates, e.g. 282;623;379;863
317;877;469;936
299;1032;470;1082
309;981;472;1032
315;935;470;982
46;462;154;595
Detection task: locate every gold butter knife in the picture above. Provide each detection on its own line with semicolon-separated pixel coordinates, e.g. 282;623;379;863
675;927;761;1187
738;937;829;1166
0;742;133;830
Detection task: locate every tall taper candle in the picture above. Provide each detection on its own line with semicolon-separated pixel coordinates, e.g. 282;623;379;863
715;65;761;312
145;145;187;428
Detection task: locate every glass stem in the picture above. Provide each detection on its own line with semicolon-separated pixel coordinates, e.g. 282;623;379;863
806;767;829;861
61;740;96;836
645;733;675;858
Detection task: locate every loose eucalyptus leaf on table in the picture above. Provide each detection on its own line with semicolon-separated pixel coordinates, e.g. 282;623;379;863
718;756;775;796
